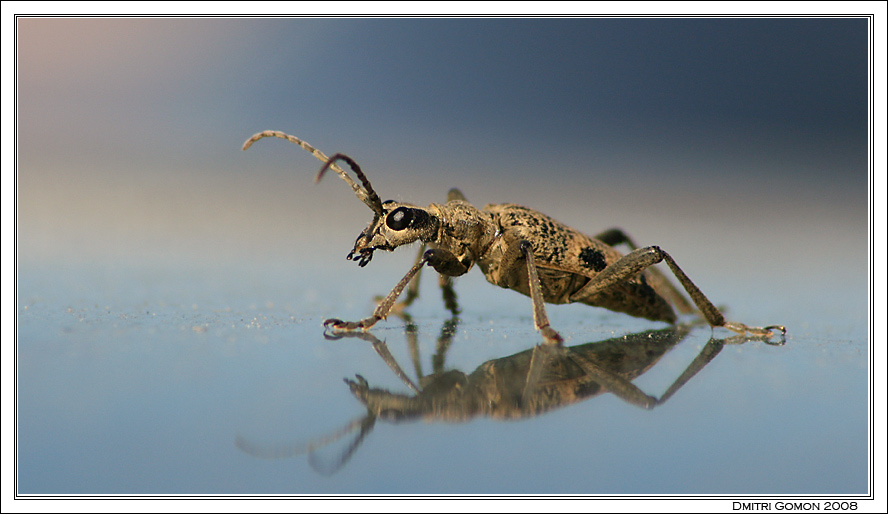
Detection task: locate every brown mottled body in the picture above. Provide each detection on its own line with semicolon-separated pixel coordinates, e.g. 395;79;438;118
242;130;785;343
478;204;675;323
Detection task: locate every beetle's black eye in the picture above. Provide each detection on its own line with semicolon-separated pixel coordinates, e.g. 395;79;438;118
386;207;414;231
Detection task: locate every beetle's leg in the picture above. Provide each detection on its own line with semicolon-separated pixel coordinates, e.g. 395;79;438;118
325;254;431;331
439;189;466;314
492;236;563;344
424;248;470;276
447;188;467;202
569;246;785;339
378;244;461;319
401;244;427;308
325;249;468;332
517;240;564;345
380;244;427;318
593;228;695;315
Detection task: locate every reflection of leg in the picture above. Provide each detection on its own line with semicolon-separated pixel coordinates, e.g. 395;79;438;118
522;343;567;402
370;340;421;393
570;246;784;338
439;274;460;315
656;339;723;404
320;328;421;393
432;314;459;375
566;337;725;409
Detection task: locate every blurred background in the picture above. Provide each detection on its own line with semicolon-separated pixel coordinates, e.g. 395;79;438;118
17;17;867;271
13;16;875;496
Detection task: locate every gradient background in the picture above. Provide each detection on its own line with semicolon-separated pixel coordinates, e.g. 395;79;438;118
13;15;876;497
17;17;867;267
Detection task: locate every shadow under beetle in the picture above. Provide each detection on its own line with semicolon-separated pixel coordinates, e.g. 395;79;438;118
242;130;785;344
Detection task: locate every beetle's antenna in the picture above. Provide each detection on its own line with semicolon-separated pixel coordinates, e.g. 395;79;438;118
242;130;383;215
318;153;384;216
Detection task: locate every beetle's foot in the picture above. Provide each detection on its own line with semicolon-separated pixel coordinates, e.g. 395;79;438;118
540;326;564;346
723;321;786;344
323;316;380;332
323;318;358;330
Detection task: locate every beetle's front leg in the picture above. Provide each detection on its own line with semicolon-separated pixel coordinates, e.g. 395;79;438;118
324;249;467;332
324;254;431;332
380;244;427;319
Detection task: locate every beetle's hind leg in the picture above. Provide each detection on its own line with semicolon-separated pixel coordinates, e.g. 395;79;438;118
594;228;695;315
569;246;785;339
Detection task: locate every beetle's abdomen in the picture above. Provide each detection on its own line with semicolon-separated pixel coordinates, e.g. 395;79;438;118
482;204;677;323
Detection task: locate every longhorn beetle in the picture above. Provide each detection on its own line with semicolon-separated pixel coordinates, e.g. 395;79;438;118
242;130;785;344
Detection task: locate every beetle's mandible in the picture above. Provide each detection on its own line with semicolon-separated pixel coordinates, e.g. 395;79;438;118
242;130;785;344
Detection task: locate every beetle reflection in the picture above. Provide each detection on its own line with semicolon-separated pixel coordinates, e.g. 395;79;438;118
236;315;783;474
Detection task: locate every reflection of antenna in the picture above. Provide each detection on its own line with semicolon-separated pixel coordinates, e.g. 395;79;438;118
307;415;377;476
235;413;372;460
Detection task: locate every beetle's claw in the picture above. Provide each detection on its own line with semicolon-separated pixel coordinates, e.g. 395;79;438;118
763;325;787;336
347;248;375;267
722;321;786;345
323;318;360;330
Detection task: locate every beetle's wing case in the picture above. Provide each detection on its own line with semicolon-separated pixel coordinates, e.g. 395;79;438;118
478;204;677;323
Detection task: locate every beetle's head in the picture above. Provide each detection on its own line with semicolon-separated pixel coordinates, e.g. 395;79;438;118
312;152;438;267
242;132;438;267
347;201;439;267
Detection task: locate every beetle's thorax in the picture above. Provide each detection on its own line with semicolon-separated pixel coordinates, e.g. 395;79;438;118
428;200;498;267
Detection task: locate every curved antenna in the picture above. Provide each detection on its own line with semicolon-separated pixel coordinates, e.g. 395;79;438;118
234;413;370;460
242;130;383;215
318;153;384;215
307;415;377;475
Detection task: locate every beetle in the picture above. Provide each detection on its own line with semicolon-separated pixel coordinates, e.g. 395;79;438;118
242;130;785;344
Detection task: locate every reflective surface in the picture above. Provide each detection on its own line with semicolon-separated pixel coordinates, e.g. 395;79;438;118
16;240;868;494
236;322;785;475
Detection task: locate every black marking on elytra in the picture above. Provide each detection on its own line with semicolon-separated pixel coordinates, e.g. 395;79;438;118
579;247;608;272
